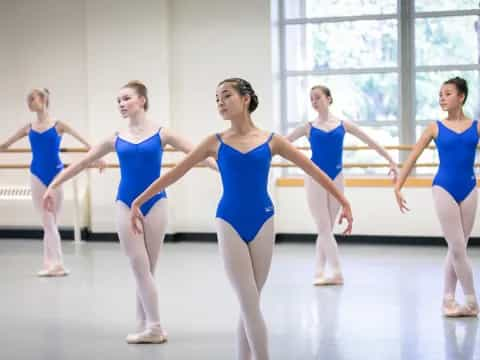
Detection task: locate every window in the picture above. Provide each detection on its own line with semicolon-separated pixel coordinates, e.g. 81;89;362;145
278;0;480;175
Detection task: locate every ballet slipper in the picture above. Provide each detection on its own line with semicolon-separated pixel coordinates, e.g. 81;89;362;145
454;302;479;317
37;264;69;277
442;297;460;316
126;328;168;344
443;299;478;317
313;273;344;286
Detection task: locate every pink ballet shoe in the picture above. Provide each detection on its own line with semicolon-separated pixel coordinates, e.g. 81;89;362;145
126;329;168;344
442;298;460;317
313;274;344;286
37;265;69;277
454;302;479;317
444;300;479;318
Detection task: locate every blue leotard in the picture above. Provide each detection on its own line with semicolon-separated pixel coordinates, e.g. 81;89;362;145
433;120;478;203
308;122;345;180
28;124;64;187
216;133;275;243
115;130;166;216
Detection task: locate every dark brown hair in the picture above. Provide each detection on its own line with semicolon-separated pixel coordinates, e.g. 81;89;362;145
443;77;468;105
218;78;259;113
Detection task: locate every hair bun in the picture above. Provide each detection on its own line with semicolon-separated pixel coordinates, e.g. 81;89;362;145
443;76;468;105
219;77;259;113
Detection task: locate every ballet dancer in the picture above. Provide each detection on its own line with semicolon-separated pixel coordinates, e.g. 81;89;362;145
129;78;354;360
395;77;479;317
42;80;216;343
286;85;398;285
0;88;105;276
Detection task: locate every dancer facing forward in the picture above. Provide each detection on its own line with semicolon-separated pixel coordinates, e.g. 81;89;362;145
129;78;353;360
395;77;479;317
43;81;216;343
286;85;398;286
0;88;105;276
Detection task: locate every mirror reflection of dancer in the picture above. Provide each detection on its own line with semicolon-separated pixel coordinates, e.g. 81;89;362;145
0;88;105;276
129;78;353;360
43;81;216;344
395;77;479;317
286;85;398;286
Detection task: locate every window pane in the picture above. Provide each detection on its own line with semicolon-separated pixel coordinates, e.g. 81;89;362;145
415;16;480;66
286;21;398;71
416;70;480;122
286;74;399;124
415;0;479;12
415;125;439;175
285;0;397;19
344;126;399;176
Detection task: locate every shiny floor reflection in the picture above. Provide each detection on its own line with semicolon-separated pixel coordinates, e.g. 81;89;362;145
0;240;479;360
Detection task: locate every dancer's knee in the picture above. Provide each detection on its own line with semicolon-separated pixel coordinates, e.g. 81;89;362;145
449;243;468;262
129;254;151;279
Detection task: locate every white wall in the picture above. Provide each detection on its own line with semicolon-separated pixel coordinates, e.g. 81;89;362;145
1;0;87;165
1;0;476;238
0;0;88;227
84;0;171;231
275;186;480;237
0;0;170;230
167;0;273;232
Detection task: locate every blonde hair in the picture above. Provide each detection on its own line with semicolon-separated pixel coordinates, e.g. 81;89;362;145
29;88;50;108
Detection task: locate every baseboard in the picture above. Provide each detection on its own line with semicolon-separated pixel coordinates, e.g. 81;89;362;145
0;228;217;242
275;234;480;246
81;232;217;242
2;227;479;246
0;227;89;241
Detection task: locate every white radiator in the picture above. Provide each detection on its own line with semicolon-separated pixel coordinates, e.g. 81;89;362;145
0;180;88;241
0;186;31;200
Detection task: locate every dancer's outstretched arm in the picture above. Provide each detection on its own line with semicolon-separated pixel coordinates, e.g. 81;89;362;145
161;127;217;170
0;124;30;150
285;123;309;142
130;134;218;234
343;120;399;180
271;134;353;234
394;122;436;212
56;121;107;171
42;135;116;211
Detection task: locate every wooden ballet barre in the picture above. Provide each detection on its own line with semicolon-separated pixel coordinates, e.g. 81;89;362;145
2;148;89;153
296;145;441;151
0;163;206;169
1;147;180;153
272;162;480;168
4;144;472;154
2;162;480;169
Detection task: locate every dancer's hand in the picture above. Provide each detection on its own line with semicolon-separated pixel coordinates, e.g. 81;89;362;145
394;188;409;213
42;188;56;212
130;202;144;235
204;158;218;171
388;162;399;183
91;159;107;173
338;202;353;235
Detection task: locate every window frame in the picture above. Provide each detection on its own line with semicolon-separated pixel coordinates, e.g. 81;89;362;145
278;0;480;169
